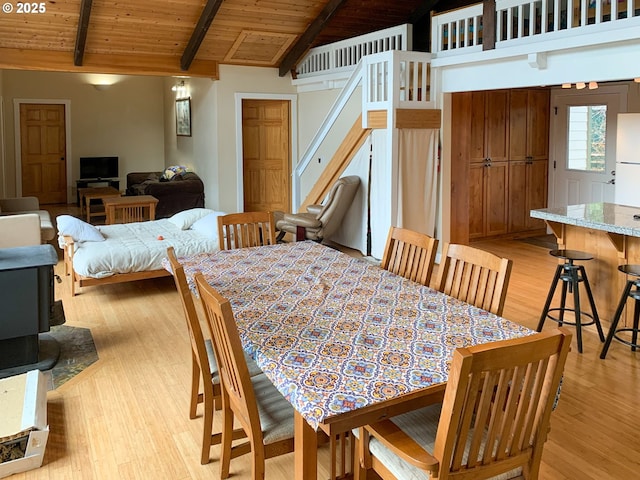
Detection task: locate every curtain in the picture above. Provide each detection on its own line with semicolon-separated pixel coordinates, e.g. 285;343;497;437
396;129;439;237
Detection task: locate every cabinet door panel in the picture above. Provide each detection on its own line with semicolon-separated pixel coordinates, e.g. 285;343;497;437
527;159;548;229
470;92;487;163
485;161;509;236
485;91;509;162
469;163;485;239
508;161;528;232
527;90;550;160
509;90;528;161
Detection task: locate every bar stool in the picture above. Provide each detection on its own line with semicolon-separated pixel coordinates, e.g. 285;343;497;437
600;265;640;359
537;249;605;353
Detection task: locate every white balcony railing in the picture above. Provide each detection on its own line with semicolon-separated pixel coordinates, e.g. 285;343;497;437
432;0;640;57
431;4;485;57
295;24;413;78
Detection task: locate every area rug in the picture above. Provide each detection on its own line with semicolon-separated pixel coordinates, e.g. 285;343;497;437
46;325;98;390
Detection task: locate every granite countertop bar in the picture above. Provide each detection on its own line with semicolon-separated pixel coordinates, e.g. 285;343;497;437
530;202;640;237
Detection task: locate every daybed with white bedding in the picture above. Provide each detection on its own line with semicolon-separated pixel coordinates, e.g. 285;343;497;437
58;208;222;295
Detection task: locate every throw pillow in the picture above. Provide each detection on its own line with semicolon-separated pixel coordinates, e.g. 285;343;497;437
56;215;105;242
167;208;216;230
161;165;191;180
190;211;227;240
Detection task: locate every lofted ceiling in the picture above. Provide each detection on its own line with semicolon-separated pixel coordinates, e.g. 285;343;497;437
0;0;475;79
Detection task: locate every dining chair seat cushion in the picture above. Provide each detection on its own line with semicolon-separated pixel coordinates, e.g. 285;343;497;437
250;373;295;444
360;404;523;480
204;338;263;380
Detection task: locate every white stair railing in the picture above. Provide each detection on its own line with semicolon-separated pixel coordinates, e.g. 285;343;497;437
295;24;413;78
293;63;364;209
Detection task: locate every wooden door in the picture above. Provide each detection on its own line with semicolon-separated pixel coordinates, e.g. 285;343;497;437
242;99;291;213
20;103;66;204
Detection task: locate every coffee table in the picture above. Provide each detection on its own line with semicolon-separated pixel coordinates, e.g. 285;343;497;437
103;195;159;224
78;187;121;223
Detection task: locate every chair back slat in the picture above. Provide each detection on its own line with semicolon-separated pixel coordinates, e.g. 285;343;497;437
218;211;276;250
433;329;571;479
195;273;263;443
436;243;513;316
381;227;438;287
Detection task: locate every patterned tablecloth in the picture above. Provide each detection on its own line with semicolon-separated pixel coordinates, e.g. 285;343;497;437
164;241;533;431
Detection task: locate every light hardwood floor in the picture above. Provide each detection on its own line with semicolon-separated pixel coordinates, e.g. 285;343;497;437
13;209;640;479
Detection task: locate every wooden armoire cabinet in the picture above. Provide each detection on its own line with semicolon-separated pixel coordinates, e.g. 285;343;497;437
450;88;550;243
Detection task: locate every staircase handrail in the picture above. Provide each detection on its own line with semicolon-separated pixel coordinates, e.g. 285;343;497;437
293;61;364;209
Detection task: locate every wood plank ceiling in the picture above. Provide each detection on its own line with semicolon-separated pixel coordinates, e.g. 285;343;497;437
0;0;470;79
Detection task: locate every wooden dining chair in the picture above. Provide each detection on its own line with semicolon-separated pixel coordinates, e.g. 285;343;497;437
381;226;438;287
355;328;572;480
217;211;276;250
435;243;513;316
195;272;309;479
166;247;261;465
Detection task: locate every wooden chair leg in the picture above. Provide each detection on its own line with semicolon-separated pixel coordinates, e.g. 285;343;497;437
201;390;214;464
189;356;200;419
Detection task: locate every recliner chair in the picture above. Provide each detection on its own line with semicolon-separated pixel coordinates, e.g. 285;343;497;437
275;175;360;242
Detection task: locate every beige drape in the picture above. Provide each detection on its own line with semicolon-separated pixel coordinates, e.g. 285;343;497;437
396;129;439;237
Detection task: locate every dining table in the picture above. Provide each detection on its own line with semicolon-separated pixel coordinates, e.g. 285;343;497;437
163;240;534;479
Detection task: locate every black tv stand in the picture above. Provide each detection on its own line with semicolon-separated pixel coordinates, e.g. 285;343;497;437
76;178;120;205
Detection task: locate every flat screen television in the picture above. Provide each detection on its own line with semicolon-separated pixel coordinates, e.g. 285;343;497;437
79;156;119;180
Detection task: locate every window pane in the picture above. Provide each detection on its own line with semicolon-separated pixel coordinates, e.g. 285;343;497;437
567;105;607;172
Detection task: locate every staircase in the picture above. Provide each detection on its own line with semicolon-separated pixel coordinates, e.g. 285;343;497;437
293;48;436;211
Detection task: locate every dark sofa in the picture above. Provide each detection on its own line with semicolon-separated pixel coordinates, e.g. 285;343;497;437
126;171;205;218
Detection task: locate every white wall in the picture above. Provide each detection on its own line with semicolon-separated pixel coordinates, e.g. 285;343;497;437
0;70;165;199
164;66;297;212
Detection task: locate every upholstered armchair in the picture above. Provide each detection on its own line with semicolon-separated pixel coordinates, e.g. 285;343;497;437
274;175;360;242
0;197;55;242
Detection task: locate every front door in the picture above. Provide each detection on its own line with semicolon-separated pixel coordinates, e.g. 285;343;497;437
549;87;626;207
241;99;291;213
20;103;67;204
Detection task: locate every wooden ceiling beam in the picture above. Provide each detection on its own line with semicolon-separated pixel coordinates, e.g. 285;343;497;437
278;0;348;77
74;0;94;66
180;0;224;71
0;48;219;79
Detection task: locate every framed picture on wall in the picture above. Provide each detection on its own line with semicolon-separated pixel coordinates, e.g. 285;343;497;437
175;97;192;136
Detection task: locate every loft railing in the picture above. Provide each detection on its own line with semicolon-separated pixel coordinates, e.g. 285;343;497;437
431;0;640;57
295;24;413;78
